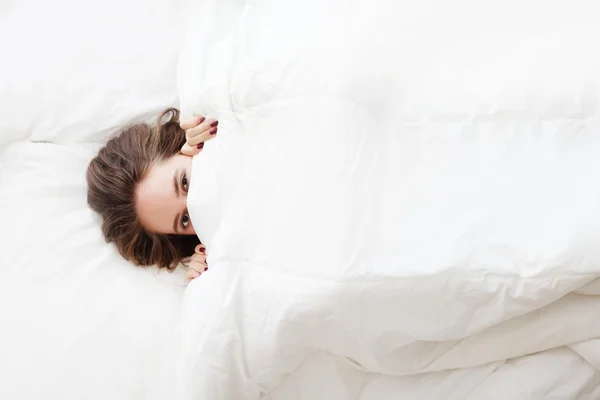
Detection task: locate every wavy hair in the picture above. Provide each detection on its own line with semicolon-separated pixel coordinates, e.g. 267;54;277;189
86;108;200;270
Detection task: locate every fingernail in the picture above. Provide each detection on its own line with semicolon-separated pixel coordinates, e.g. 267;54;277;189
210;121;219;127
198;116;205;123
210;128;217;135
204;267;208;271
199;246;205;253
197;143;204;150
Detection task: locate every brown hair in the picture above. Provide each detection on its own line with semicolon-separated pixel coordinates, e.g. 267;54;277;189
86;108;200;270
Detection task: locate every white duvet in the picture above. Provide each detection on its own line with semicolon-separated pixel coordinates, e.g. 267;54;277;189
177;0;600;398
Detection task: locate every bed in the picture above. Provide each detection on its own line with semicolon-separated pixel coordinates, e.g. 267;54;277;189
0;1;186;399
2;0;600;399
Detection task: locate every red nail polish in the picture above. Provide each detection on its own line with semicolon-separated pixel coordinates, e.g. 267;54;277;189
210;128;217;135
210;121;219;127
198;116;205;123
204;267;208;271
199;247;205;253
197;143;204;150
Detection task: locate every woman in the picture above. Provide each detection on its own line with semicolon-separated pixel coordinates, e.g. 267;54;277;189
86;108;216;281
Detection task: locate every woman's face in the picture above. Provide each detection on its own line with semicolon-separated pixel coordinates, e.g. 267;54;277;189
135;154;196;235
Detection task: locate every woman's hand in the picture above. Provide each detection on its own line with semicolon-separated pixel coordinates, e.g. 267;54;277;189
180;115;219;156
185;244;209;281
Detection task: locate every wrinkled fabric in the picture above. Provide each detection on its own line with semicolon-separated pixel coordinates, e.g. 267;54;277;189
178;0;600;398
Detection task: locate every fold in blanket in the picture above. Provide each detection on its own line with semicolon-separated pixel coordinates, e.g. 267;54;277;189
178;0;600;398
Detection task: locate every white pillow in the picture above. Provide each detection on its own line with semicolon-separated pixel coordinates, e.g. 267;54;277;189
0;141;185;399
0;0;183;145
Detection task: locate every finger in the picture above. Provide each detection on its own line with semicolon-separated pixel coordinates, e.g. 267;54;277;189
190;257;208;272
186;268;200;280
188;261;204;274
180;116;205;130
180;116;206;130
195;244;206;254
192;252;208;263
189;263;208;276
181;142;202;157
186;119;217;137
191;253;208;267
181;256;192;267
186;128;218;147
185;120;219;145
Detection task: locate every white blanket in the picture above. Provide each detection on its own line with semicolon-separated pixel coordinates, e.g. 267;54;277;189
177;0;600;398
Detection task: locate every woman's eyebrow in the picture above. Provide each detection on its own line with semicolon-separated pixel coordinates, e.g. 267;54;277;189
173;168;181;198
173;212;180;234
172;169;182;233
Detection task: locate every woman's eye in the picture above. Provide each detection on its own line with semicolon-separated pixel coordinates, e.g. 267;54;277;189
181;213;189;229
182;174;188;191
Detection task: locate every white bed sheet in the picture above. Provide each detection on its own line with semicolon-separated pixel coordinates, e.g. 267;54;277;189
0;0;183;145
0;1;188;399
0;142;186;399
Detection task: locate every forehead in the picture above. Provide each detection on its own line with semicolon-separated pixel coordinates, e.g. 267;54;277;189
135;156;187;234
